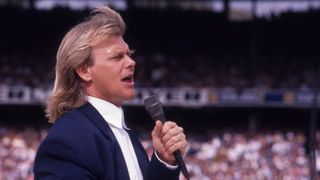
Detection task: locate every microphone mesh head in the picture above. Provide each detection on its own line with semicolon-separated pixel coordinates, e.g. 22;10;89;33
144;95;165;122
144;95;159;108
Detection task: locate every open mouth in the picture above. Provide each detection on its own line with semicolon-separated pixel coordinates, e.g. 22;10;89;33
121;75;134;83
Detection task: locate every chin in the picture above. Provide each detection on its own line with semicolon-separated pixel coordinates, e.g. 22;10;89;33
124;90;136;100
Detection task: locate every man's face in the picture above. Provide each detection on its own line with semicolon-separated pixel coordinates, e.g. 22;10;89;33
82;36;136;106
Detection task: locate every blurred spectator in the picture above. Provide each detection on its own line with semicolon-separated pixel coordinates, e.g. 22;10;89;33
1;53;319;91
0;126;47;180
0;126;315;179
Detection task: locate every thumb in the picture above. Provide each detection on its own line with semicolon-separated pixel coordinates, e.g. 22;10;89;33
152;120;163;139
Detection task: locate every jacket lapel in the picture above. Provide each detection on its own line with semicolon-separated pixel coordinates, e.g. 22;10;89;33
78;102;130;180
126;129;150;179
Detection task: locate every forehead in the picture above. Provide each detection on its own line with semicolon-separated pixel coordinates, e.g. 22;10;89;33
92;36;129;54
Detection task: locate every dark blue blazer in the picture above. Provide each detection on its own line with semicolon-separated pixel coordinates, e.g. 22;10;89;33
34;102;180;180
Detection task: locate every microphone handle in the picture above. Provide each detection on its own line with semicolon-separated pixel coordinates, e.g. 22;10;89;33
173;151;189;180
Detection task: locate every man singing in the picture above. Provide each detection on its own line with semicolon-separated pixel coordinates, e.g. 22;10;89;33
33;5;187;180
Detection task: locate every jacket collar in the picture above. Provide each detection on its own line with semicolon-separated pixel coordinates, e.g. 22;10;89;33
78;102;115;141
86;96;130;130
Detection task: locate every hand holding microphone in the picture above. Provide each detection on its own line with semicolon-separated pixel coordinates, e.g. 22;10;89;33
144;95;189;179
152;120;186;165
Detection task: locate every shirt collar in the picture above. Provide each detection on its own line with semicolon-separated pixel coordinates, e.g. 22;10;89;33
86;96;130;130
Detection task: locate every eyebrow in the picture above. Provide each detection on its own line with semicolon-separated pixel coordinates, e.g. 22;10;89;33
112;48;134;54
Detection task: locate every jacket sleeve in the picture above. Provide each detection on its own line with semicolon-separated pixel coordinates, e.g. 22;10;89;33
146;152;180;180
33;137;96;180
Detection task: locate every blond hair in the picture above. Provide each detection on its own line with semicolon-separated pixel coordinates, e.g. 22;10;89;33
46;6;126;123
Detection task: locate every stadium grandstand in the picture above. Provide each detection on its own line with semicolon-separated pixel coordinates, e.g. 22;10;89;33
0;0;320;179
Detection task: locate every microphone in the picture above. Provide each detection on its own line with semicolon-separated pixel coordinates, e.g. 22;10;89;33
144;95;189;180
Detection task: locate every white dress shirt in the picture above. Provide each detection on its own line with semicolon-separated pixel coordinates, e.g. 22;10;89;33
87;96;143;180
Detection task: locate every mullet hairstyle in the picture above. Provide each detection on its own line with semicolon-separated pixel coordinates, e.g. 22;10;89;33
46;6;126;123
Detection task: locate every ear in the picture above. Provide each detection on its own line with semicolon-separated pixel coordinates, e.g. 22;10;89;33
75;64;92;82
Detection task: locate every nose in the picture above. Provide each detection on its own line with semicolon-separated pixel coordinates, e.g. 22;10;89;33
126;56;136;69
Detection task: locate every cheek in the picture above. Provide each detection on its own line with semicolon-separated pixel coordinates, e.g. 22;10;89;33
109;71;121;88
113;67;123;82
100;63;123;87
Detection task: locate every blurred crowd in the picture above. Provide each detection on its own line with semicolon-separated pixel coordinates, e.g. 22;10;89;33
0;53;54;89
0;7;320;90
185;131;309;179
134;53;318;90
0;7;319;91
1;126;319;180
0;126;47;180
142;130;311;180
0;53;318;91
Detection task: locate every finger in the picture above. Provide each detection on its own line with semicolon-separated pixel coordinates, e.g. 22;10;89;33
164;133;186;150
162;126;184;143
167;140;187;155
161;121;177;135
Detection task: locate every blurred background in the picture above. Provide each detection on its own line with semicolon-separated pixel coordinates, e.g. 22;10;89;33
0;0;320;179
